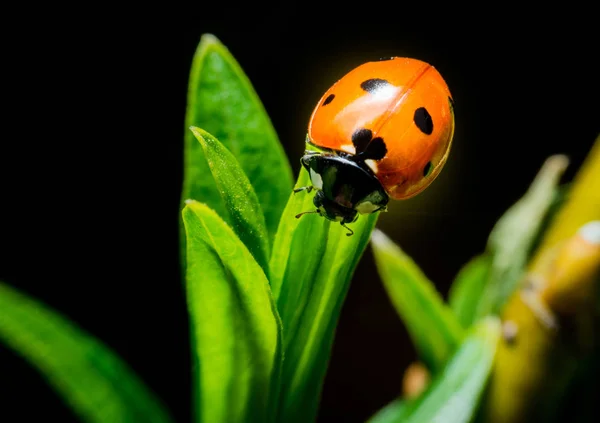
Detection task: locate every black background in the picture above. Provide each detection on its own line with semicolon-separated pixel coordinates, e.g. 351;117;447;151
1;5;599;423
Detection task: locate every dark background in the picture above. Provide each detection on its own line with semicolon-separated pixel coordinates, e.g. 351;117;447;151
1;5;598;423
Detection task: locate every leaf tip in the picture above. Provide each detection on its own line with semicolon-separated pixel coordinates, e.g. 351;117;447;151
195;33;229;63
182;200;218;218
189;127;212;152
189;125;203;137
198;33;222;48
370;228;387;244
371;228;396;252
182;199;206;218
546;154;570;172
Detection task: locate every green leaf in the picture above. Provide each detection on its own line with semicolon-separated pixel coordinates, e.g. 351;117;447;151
367;399;411;423
448;254;492;328
475;155;569;318
182;200;282;423
183;33;293;246
190;127;270;273
269;169;329;349
401;317;501;423
0;281;173;423
270;169;379;423
528;183;571;256
371;229;464;373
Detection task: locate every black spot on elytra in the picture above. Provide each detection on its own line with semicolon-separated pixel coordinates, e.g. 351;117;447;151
351;128;372;153
364;137;387;160
414;107;433;135
360;78;390;94
423;161;433;177
351;128;387;160
322;94;335;106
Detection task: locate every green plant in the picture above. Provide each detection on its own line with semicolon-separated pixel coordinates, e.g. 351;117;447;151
2;32;597;423
367;140;600;423
181;34;383;423
0;33;376;423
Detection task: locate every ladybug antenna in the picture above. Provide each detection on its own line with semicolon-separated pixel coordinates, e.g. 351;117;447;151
295;209;320;219
341;222;354;236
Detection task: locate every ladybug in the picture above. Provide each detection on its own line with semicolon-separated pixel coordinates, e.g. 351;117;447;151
295;57;455;235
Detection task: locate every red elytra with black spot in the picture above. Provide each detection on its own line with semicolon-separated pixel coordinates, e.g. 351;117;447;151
307;57;455;199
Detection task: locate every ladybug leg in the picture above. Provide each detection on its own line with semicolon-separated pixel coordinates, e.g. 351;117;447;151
302;149;321;157
293;186;314;194
341;222;354;237
295;209;320;219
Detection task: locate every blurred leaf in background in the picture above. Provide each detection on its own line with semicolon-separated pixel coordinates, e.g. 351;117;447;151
369;135;599;423
449;254;492;328
483;136;600;423
368;317;500;423
371;228;463;373
474;155;569;319
0;282;174;423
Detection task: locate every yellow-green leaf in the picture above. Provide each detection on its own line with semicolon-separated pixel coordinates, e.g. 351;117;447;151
402;318;500;423
475;155;569;318
449;254;492;328
270;169;379;423
367;399;411;423
182;201;282;423
190;127;270;273
183;34;293;247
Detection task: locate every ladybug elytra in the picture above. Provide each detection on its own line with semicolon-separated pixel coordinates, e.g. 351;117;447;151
295;57;455;235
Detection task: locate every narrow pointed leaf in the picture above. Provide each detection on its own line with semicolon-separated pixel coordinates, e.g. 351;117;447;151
183;201;282;423
371;229;464;373
448;254;492;328
269;169;329;350
475;155;569;318
190;127;270;273
532;136;600;255
0;282;173;423
527;183;570;257
183;34;293;246
271;170;379;423
401;317;501;423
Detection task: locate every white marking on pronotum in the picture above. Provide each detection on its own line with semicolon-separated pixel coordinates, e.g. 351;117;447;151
365;159;378;173
340;144;356;154
309;169;323;190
